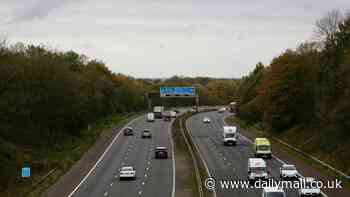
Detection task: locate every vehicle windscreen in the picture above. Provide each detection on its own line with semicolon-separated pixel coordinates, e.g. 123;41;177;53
251;167;267;174
283;166;296;171
225;133;236;138
258;145;270;151
266;192;285;197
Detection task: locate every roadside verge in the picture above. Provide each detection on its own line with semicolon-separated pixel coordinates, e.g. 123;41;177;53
172;111;215;197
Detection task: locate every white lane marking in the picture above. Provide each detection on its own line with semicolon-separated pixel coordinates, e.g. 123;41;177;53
222;116;328;197
67;115;144;197
168;119;176;197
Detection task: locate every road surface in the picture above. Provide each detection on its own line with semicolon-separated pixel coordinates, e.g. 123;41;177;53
69;115;175;197
187;111;303;197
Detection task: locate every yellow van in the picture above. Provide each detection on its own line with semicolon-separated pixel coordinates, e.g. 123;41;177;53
253;138;271;159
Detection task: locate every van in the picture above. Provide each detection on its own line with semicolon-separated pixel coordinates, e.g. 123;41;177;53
248;158;269;182
253;138;272;159
223;126;238;146
147;113;154;122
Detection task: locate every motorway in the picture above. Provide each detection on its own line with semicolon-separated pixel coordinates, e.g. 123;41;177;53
187;111;302;197
69;114;175;197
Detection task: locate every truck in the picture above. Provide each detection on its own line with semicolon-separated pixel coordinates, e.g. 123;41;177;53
147;113;155;122
222;126;238;146
253;138;272;159
153;106;164;119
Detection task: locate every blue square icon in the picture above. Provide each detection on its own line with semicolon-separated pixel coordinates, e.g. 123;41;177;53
22;167;30;178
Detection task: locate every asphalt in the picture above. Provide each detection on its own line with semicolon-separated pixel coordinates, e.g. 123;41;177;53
187;111;302;197
70;115;174;197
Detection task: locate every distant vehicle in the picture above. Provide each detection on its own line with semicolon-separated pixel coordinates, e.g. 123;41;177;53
155;147;168;159
228;102;237;113
119;166;136;180
189;108;196;113
218;107;226;113
163;111;172;121
147;113;155;122
248;158;269;182
280;164;298;179
123;127;134;136
262;187;286;197
203;117;211;123
223;126;238;146
142;129;152;138
170;111;177;118
298;177;321;197
254;138;272;159
153;106;164;119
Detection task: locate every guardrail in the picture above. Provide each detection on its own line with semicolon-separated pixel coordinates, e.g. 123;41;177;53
178;111;216;197
178;115;204;197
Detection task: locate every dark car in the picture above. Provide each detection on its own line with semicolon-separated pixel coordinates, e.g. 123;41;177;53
155;147;168;159
123;127;134;136
141;129;152;138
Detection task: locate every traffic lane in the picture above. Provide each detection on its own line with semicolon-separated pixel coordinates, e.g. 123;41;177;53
141;118;174;197
72;115;174;197
72;116;148;197
188;111;299;197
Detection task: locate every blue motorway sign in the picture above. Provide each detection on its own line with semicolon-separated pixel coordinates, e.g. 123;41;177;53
160;87;196;97
22;166;30;178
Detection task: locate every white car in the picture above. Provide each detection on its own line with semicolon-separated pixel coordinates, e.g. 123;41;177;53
119;166;136;180
203;117;211;123
262;187;286;197
280;164;298;179
298;177;321;196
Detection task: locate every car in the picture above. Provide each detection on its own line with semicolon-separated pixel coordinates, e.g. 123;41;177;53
119;166;136;180
142;129;152;138
170;111;177;118
203;117;211;123
123;127;134;136
280;164;298;179
155;147;168;159
262;187;286;197
248;158;269;182
218;107;226;113
147;113;155;122
298;177;321;196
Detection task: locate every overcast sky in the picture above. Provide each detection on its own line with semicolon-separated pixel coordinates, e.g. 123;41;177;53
1;0;349;78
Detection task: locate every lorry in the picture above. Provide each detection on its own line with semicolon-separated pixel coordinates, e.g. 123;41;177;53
153;106;164;119
222;126;238;146
253;138;272;159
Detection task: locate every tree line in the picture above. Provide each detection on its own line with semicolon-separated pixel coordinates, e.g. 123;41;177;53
237;10;350;133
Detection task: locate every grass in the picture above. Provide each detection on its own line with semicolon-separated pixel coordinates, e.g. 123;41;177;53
172;113;198;197
0;112;142;197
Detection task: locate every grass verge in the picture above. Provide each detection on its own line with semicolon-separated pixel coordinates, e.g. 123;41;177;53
0;112;142;197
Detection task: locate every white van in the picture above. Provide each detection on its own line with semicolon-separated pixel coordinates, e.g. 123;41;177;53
147;113;155;122
248;158;269;182
223;126;238;146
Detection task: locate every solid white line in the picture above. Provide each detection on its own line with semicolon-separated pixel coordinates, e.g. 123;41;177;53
168;119;176;197
222;116;328;197
67;115;144;197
